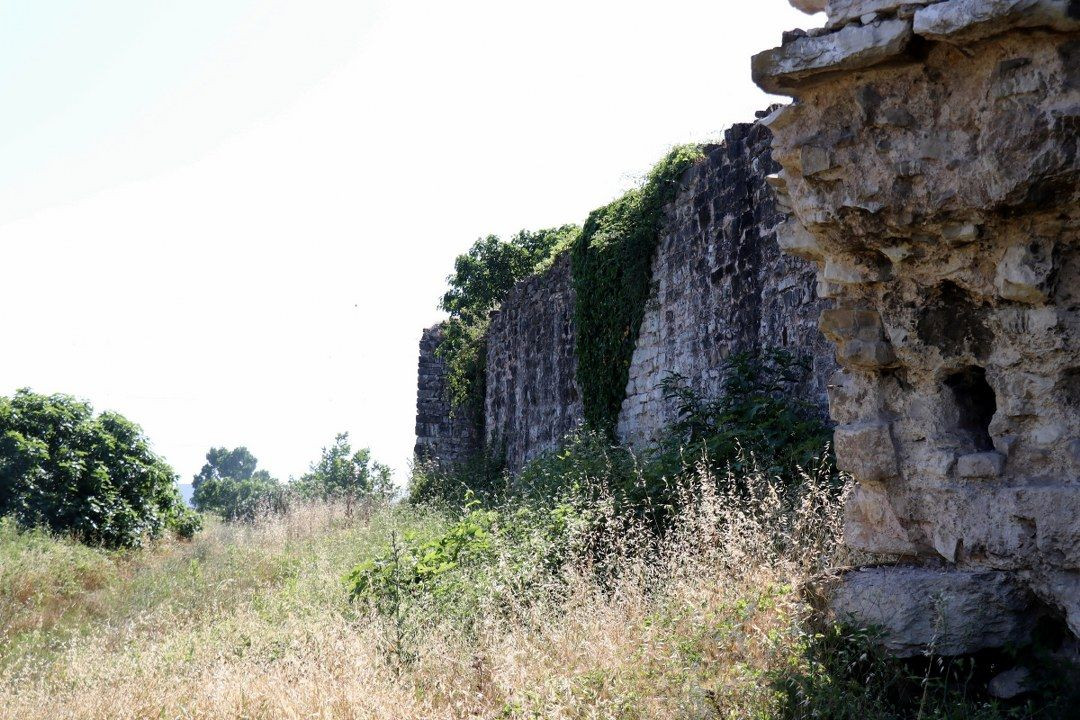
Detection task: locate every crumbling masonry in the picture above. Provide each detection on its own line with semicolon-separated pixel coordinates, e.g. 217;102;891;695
755;0;1079;653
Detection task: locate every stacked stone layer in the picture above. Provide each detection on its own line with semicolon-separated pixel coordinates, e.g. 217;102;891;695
413;325;482;466
617;122;834;446
758;0;1080;651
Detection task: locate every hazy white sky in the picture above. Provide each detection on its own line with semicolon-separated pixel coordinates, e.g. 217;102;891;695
0;0;818;486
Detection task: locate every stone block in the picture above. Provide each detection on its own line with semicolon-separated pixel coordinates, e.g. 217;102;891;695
819;307;885;342
752;18;914;95
1036;571;1080;635
845;482;918;554
835;421;899;481
776;218;825;259
956;451;1005;478
838;339;899;369
827;0;930;27
913;0;1080;43
831;567;1036;656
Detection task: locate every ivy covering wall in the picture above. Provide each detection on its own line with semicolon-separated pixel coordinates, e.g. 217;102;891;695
432;145;704;450
569;145;703;432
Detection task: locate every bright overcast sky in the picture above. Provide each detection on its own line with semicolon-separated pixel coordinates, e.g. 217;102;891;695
0;0;819;486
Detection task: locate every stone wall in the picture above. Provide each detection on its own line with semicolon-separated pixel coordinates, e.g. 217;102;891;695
618;121;835;445
484;253;583;471
416;118;836;473
413;324;482;466
755;0;1080;652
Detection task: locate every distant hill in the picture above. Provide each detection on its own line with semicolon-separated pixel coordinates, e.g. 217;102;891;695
177;483;194;507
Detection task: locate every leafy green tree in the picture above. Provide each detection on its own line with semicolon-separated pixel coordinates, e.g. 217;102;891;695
437;225;579;414
296;433;393;514
191;446;283;521
0;389;200;548
193;447;258;489
439;226;579;323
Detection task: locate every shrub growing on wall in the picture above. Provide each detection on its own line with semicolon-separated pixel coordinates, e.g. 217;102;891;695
570;145;703;433
437;225;580;418
0;389;200;548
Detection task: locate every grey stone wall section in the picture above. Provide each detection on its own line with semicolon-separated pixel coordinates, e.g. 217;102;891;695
484;253;583;472
413;324;481;466
417;119;838;474
618;122;835;446
761;0;1080;651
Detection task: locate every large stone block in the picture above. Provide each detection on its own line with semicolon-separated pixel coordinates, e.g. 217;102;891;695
845;482;918;554
826;1;931;25
913;0;1080;42
832;567;1036;656
752;19;914;95
834;421;899;482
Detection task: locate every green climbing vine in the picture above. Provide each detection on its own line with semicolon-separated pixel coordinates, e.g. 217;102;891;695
570;144;703;432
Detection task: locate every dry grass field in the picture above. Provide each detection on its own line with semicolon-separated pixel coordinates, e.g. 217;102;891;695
2;464;1063;719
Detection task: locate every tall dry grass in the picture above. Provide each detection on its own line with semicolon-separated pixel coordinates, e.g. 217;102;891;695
0;464;853;719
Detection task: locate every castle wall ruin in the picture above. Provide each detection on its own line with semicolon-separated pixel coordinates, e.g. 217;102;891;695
756;0;1079;652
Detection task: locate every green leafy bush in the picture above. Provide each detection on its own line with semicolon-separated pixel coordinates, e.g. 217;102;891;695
655;348;833;483
0;389;200;548
407;447;508;509
295;433;393;513
571;145;703;432
192;446;285;522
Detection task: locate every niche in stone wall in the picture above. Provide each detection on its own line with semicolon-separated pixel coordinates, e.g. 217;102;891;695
943;366;997;452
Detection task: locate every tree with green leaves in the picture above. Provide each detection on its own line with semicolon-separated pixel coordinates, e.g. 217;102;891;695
437;225;579;413
0;389;200;548
191;446;283;521
295;433;393;514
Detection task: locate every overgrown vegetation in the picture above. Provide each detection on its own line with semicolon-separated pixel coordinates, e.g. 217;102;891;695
436;225;579;418
413;348;834;535
192;446;284;521
0;389;199;548
431;144;705;438
293;432;394;513
3;454;1074;718
570;144;703;431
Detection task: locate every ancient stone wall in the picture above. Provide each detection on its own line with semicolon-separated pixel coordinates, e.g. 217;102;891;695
755;0;1080;652
413;325;482;466
484;253;583;471
416;119;836;473
618;121;835;445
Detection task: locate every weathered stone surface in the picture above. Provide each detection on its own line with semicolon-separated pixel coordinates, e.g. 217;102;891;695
995;241;1055;304
845;482;918;554
413;325;482;466
831;567;1037;656
790;0;828;13
834;421;899;482
757;0;1080;652
484;253;583;472
752;18;913;94
956;451;1005;477
617;122;835;447
914;0;1080;43
827;0;930;28
988;667;1031;699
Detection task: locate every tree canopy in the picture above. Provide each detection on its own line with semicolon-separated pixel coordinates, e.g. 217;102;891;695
192;446;283;521
0;389;199;548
